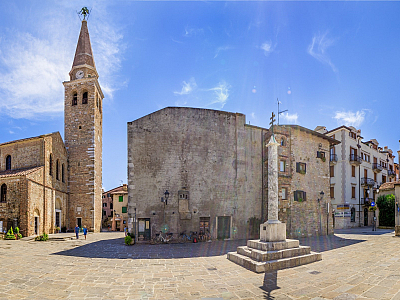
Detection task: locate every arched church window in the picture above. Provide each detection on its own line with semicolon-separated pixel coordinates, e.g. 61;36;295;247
56;159;60;180
1;184;6;202
72;93;77;106
62;164;65;183
5;155;11;170
281;138;285;146
82;92;88;104
49;154;53;176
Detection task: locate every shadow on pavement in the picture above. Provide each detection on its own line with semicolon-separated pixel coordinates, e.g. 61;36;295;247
52;232;366;259
260;271;279;300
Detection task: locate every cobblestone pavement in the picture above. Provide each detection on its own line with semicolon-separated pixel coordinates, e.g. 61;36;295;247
0;228;399;300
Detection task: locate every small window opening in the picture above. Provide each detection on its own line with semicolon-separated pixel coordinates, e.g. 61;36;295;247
5;155;11;170
72;93;77;106
0;184;6;202
82;92;88;104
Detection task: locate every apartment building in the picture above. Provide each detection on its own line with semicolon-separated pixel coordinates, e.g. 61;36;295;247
102;184;128;231
315;125;396;229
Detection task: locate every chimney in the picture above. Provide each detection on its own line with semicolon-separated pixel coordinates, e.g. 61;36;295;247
384;146;388;151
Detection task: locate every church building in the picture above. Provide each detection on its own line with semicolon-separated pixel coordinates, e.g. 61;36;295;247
0;19;103;236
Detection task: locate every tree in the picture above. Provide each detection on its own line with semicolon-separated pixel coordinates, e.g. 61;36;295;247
376;194;395;227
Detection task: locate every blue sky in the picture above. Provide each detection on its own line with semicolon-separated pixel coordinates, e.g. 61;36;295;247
0;1;399;190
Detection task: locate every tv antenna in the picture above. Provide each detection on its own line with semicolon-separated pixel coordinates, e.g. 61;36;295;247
277;98;288;125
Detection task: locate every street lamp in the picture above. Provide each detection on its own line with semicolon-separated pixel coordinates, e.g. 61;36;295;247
161;190;170;232
318;191;324;235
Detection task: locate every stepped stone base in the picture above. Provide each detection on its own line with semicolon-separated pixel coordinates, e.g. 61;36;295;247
227;239;322;273
395;225;400;237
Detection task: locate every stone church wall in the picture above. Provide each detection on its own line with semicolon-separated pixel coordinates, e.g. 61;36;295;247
128;107;264;240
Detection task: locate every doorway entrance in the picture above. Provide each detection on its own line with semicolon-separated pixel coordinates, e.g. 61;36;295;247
77;217;82;228
217;216;231;239
138;218;151;240
364;208;368;226
55;210;61;228
34;217;39;235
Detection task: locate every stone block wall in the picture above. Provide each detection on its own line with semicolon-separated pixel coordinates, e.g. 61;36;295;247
128;107;264;240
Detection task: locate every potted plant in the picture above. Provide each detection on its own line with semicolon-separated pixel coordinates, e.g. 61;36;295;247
55;226;61;233
321;157;326;162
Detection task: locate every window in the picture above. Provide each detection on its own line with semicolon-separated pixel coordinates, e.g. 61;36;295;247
296;162;306;174
0;184;6;202
107;193;111;198
110;211;113;217
72;93;77;106
110;203;113;209
5;155;11;170
330;165;334;177
122;207;127;213
119;196;123;202
317;151;325;159
279;160;286;172
82;92;88;104
103;203;107;207
349;132;356;139
352;166;355;177
103;210;106;216
56;159;60;180
331;134;335;139
280;138;285;146
374;173;377;182
364;169;368;178
382;175;386;184
62;164;65;182
49;154;53;176
352;186;356;198
330;186;334;198
294;190;306;202
281;187;288;200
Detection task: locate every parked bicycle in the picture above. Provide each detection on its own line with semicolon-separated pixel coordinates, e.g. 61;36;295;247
178;230;197;243
152;231;173;244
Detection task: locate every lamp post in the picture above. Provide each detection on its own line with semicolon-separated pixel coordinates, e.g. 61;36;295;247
161;190;169;232
357;138;361;227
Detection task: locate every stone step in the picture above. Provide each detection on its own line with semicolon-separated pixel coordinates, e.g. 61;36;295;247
247;239;299;251
227;251;322;273
237;245;311;262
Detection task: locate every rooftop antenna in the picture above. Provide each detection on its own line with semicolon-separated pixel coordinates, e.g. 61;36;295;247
78;7;91;20
277;98;288;125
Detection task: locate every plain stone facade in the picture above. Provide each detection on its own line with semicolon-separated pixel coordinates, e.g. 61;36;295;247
127;107;336;240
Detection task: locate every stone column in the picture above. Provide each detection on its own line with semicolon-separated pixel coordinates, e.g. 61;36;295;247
260;134;286;242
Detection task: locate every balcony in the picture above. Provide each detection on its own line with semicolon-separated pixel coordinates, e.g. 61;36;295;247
361;198;373;205
388;170;396;178
361;177;375;186
330;154;338;165
349;154;361;166
372;163;383;173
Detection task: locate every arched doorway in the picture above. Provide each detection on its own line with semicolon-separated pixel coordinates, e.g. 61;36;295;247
34;209;40;235
364;208;368;226
55;198;62;229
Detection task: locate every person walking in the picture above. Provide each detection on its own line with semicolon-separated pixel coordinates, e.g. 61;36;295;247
372;216;377;231
83;225;88;240
75;224;80;239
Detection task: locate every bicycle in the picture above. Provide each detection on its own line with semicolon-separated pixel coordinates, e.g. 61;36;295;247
178;231;197;243
152;231;173;244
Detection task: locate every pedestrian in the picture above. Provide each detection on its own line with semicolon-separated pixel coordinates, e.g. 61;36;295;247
83;225;88;240
372;216;377;231
124;226;127;236
108;224;111;231
75;224;79;239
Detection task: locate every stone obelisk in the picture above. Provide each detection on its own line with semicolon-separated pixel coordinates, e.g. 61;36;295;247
260;134;286;242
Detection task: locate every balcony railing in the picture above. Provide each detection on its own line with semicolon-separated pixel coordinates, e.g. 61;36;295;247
349;154;361;165
361;198;373;205
372;163;383;172
330;154;338;162
361;177;375;186
388;170;396;177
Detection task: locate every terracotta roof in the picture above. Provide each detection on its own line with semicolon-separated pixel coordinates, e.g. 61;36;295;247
103;184;128;195
0;166;43;178
72;20;95;68
379;180;400;191
0;132;56;147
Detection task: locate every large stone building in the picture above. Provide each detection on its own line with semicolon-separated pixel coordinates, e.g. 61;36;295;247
0;19;103;236
127;107;338;240
316;125;396;229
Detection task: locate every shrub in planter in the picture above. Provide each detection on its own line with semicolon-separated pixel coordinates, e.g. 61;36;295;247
5;228;16;240
35;233;49;241
125;235;133;245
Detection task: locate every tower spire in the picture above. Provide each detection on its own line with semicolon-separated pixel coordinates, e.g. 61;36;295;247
72;20;96;69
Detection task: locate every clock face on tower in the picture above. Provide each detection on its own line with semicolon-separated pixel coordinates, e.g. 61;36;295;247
75;70;84;79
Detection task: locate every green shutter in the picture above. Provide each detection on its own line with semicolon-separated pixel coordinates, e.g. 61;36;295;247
122;207;127;213
119;196;123;202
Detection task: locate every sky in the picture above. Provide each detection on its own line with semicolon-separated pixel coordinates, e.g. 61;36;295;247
0;1;399;191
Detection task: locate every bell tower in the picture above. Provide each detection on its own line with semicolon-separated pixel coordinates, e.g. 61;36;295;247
64;19;103;232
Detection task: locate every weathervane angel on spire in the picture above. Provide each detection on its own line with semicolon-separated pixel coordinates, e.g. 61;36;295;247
78;7;90;20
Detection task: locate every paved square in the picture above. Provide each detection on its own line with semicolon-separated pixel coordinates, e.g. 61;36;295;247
0;228;399;299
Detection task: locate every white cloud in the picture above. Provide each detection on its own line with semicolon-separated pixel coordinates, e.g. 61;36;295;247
214;46;233;59
261;41;272;54
281;112;298;124
0;4;125;119
174;78;197;95
308;32;337;73
333;110;366;127
207;81;230;108
184;26;204;37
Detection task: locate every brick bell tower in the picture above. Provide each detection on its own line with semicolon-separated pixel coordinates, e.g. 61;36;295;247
64;19;103;232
